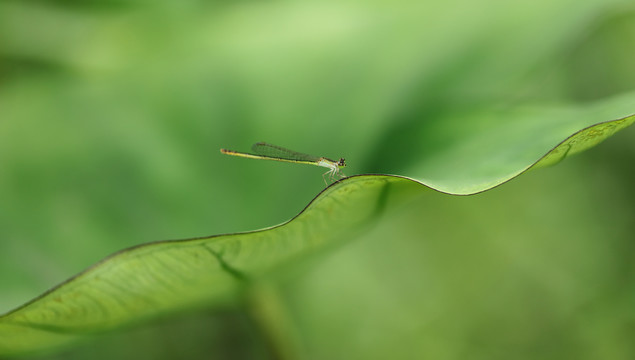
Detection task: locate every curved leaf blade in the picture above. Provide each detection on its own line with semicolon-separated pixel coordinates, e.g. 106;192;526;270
0;176;407;355
408;95;635;194
0;112;633;356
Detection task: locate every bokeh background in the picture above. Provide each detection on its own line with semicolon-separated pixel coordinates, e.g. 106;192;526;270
1;0;634;359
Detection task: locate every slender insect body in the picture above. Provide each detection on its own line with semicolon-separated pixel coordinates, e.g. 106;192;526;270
221;143;347;185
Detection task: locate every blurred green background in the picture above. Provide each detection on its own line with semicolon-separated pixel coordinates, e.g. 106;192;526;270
1;0;634;359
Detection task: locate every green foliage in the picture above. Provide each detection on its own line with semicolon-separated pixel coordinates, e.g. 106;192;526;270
1;0;634;358
1;113;633;356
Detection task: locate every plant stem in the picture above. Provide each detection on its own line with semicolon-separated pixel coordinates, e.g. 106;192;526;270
247;282;305;360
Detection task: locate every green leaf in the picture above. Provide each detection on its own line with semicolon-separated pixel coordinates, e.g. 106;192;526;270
1;0;634;356
1;103;633;355
405;94;635;194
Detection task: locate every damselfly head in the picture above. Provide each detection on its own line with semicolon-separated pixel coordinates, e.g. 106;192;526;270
337;158;346;167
